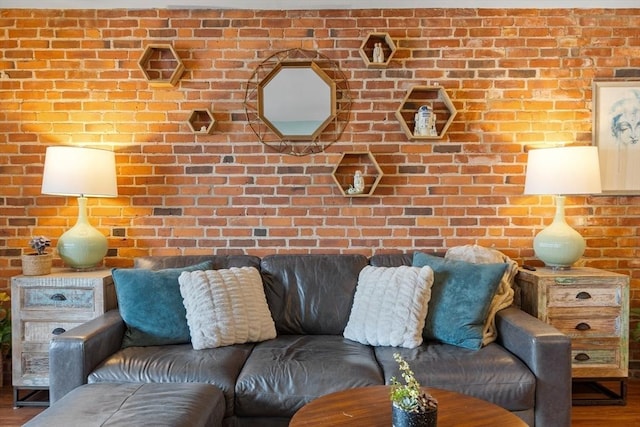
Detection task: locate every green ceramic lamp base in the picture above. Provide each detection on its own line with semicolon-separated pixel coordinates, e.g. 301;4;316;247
533;195;585;269
57;197;108;270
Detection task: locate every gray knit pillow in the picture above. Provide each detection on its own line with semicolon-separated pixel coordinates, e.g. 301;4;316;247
178;267;276;350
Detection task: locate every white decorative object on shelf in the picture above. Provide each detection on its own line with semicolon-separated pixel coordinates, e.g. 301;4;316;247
347;170;365;195
413;105;437;137
372;43;385;64
372;43;381;63
359;33;397;69
355;170;365;193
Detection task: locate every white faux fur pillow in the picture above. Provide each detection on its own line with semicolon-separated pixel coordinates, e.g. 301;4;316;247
178;267;276;350
343;265;434;349
445;244;517;346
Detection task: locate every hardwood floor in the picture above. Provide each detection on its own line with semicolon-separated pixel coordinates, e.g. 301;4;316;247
1;380;639;426
0;386;45;427
570;380;640;425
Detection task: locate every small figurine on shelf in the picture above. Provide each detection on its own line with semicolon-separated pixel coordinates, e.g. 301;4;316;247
347;170;365;195
372;43;381;63
377;43;385;63
414;105;438;137
372;43;385;64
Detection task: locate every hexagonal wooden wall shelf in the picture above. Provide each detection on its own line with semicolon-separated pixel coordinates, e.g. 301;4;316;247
332;151;383;197
395;85;457;140
359;32;397;69
187;109;215;134
138;44;185;88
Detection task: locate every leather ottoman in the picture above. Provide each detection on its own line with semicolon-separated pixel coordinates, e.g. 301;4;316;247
24;383;225;427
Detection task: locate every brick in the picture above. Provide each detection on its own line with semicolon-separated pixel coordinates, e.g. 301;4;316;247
0;9;639;361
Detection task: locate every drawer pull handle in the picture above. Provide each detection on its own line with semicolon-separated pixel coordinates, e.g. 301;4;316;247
50;293;67;301
52;327;66;335
574;353;590;362
575;291;592;300
575;322;591;331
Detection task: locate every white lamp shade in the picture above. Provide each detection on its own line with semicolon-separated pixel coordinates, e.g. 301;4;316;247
524;146;602;195
42;146;118;197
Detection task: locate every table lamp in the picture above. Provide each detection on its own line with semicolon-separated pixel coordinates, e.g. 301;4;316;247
524;146;602;269
41;146;118;270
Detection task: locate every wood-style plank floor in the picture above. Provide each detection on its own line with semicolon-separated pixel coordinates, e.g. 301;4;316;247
1;380;639;426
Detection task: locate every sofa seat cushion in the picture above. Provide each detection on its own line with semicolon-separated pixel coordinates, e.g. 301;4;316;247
235;335;384;417
374;343;536;412
88;343;254;417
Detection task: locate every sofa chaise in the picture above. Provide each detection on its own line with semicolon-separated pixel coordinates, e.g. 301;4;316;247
49;251;572;427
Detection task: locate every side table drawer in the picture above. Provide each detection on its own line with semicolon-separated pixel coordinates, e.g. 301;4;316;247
549;314;620;338
571;342;626;379
548;285;622;308
23;320;84;342
22;287;95;310
572;347;620;367
17;351;50;386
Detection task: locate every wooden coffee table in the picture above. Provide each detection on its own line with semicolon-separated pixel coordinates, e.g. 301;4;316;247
290;386;528;426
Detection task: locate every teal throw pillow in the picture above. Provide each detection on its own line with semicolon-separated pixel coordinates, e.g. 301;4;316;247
113;261;213;348
412;252;507;350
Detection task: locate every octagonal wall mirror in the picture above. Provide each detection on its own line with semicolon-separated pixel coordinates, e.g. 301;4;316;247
245;48;352;156
258;62;336;141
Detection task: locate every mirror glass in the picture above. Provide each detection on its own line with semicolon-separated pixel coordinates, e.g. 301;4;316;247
258;62;336;141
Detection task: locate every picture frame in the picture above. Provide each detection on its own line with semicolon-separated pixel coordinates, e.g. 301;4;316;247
592;80;640;194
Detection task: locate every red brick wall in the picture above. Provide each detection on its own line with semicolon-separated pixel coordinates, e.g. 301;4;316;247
1;8;639;373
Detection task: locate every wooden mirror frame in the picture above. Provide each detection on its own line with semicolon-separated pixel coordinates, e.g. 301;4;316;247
257;61;336;141
245;48;351;156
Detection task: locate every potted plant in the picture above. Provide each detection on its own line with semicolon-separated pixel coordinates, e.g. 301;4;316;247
390;353;438;427
21;236;52;276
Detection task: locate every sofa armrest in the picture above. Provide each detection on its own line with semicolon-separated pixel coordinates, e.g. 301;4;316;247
49;309;125;403
495;307;571;427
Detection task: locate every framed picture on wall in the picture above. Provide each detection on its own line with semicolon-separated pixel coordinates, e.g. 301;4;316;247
593;80;640;194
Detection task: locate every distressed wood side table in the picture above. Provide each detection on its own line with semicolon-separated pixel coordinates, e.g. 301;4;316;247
514;266;629;405
11;268;116;407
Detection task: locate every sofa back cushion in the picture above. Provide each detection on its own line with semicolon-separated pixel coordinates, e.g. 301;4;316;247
368;253;413;267
260;254;368;335
134;255;261;271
